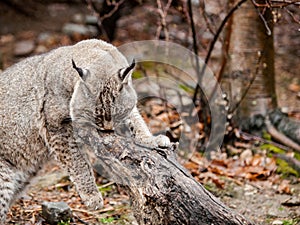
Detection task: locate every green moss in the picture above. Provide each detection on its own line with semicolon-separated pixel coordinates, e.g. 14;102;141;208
98;185;113;195
262;131;272;140
294;152;300;161
140;61;155;70
58;219;71;225
261;143;285;155
282;219;299;225
178;84;194;94
132;70;144;79
100;217;115;223
276;158;299;177
260;143;299;177
203;183;215;192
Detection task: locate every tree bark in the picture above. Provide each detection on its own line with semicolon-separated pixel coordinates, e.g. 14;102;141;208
75;126;254;225
224;0;277;119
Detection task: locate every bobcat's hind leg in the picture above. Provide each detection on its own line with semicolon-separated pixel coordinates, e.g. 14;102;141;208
48;128;103;210
0;160;27;224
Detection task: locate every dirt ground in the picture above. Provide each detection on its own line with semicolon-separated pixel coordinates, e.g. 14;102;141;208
6;157;300;225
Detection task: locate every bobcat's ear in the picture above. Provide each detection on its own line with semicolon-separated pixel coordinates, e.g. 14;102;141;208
72;59;89;81
118;59;135;84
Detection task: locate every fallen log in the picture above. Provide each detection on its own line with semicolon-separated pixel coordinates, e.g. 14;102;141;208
76;127;254;225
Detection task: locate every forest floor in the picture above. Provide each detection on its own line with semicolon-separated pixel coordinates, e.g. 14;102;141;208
5;149;300;225
0;1;299;225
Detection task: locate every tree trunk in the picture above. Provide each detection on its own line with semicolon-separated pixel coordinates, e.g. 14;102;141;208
75;126;254;225
224;0;276;119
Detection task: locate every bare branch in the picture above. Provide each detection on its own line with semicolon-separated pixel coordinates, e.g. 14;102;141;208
239;131;294;152
285;7;300;24
251;0;272;35
198;0;216;35
265;117;300;153
100;0;125;21
192;0;248;105
252;0;300;8
85;0;110;41
187;0;201;106
156;0;172;41
229;48;263;114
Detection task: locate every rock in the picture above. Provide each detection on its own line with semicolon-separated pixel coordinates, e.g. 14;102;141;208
42;201;72;225
36;32;62;47
72;13;85;24
85;15;98;25
267;205;287;218
35;45;48;54
281;196;300;206
240;149;253;162
71;14;98;26
14;40;35;56
62;23;98;37
37;32;52;44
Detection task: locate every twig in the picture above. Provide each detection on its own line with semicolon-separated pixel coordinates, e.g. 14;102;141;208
73;214;90;225
215;16;232;83
71;206;115;215
285;7;300;24
252;0;272;35
228;50;262;114
100;0;125;21
99;181;114;189
252;0;271;7
187;0;212;147
239;131;293;152
192;0;248;105
156;0;172;41
198;0;216;35
206;0;247;67
85;0;110;41
252;0;300;8
187;0;201;106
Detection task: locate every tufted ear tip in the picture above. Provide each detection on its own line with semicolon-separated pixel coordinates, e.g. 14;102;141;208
130;59;136;68
72;59;89;81
119;59;136;83
71;59;76;69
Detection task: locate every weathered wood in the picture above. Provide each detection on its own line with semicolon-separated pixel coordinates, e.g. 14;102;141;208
75;127;254;225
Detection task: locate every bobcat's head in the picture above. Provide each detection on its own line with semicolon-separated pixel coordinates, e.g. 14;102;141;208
70;59;137;130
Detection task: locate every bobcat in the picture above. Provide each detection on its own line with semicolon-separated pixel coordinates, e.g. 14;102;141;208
0;39;171;223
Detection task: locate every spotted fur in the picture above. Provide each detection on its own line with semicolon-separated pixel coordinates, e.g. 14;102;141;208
0;39;170;223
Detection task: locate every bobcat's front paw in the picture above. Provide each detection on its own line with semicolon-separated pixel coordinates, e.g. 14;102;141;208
155;135;171;148
81;192;104;210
